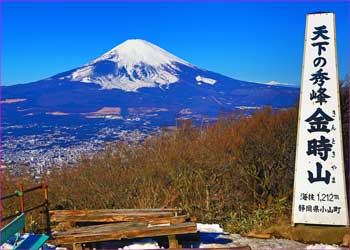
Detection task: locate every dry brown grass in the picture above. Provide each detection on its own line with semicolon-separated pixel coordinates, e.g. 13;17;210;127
2;107;299;232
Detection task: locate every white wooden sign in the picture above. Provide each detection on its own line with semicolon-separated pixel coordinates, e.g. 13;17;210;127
292;12;348;225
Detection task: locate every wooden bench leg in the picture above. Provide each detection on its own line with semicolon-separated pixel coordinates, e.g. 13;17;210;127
168;235;180;248
72;243;82;250
91;242;97;250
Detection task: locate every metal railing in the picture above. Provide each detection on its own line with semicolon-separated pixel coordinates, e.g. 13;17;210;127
1;183;51;236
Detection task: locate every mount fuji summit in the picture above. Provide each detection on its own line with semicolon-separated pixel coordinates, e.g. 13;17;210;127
62;39;195;91
2;39;299;123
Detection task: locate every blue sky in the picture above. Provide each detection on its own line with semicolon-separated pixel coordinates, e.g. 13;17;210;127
2;1;349;86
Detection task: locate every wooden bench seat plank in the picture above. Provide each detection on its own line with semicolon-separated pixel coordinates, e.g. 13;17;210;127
148;215;188;225
51;212;177;223
53;215;189;231
49;208;183;216
54;222;148;236
51;211;176;217
51;222;197;245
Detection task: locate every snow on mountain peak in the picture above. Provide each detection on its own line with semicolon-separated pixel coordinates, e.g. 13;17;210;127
94;39;191;67
66;39;194;91
196;75;217;85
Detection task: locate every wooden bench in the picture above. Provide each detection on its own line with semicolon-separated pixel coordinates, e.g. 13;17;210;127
51;221;197;244
1;213;49;250
50;208;197;249
50;208;195;230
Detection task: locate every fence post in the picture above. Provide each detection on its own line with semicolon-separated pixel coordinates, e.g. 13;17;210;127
17;184;25;233
42;184;51;237
18;184;24;214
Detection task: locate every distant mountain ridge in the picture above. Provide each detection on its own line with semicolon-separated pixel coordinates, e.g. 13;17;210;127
2;39;299;121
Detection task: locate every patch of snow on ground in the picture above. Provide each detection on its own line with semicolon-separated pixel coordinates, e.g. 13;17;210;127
1;234;29;250
197;232;343;250
1;243;13;250
197;223;224;233
195;224;342;250
229;233;306;250
119;239;161;249
1;224;344;250
306;244;343;250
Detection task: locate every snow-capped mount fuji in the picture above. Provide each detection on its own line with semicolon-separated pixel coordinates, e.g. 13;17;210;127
2;39;299;124
58;39;204;91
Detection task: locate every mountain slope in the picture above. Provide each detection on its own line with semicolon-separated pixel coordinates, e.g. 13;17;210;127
2;39;299;122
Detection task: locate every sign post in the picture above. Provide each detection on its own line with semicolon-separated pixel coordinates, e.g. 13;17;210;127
292;12;348;226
